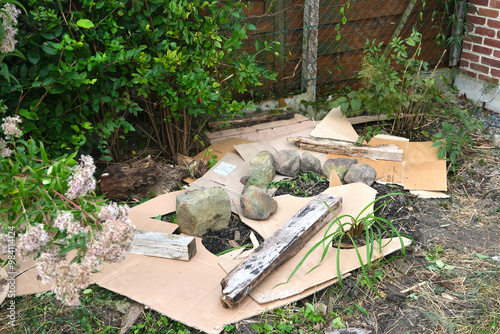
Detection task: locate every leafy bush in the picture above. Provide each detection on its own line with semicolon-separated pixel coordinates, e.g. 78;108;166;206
330;28;442;139
1;0;276;161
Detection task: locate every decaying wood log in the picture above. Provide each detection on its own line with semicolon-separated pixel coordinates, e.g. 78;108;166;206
287;136;403;161
220;193;342;308
130;230;197;261
174;153;208;179
100;155;190;201
208;108;294;131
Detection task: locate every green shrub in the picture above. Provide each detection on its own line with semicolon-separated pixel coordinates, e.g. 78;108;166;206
1;0;276;161
330;28;442;139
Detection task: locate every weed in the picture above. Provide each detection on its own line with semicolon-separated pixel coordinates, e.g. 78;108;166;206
269;172;328;197
281;193;407;307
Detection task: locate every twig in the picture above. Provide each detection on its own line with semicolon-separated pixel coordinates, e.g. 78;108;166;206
401;281;427;294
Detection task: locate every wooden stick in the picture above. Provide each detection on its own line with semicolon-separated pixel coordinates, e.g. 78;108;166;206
287;136;404;161
220;193;342;308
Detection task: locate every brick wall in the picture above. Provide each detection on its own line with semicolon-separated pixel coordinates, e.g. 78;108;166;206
460;0;500;84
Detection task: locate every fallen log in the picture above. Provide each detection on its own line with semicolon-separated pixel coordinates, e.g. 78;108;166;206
130;230;197;261
220;193;342;308
287;136;403;161
99;155;190;200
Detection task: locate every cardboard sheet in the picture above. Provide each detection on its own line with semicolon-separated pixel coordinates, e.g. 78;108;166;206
233;142;277;165
327;138;447;191
221;183;410;303
309;107;360;142
205;114;316;144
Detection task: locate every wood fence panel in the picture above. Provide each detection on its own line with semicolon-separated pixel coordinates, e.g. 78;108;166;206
243;0;449;94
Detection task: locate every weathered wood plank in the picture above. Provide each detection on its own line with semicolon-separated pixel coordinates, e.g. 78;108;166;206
130;230;197;261
207;108;293;132
287;136;403;161
220;193;342;308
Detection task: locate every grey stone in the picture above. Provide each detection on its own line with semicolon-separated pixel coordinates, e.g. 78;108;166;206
273;150;300;176
176;188;231;236
322;158;358;180
300;151;322;174
240;186;278;220
492;133;500;148
344;163;377;186
245;151;276;190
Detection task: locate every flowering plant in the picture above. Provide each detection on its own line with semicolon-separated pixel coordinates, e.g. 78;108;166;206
0;103;135;306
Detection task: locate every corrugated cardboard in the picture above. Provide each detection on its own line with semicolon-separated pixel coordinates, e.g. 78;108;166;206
327;138;447;191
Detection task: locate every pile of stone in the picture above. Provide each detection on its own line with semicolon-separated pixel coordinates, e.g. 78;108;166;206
175;149;377;235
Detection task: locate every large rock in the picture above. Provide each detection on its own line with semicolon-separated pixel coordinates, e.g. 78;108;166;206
240;186;278;220
322;158;358;181
273;150;300;176
245;151;276;189
176;188;231;236
300;152;322;174
344;163;377;186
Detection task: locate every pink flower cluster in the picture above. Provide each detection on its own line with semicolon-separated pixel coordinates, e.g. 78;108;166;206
1;115;22;139
0;3;21;53
65;155;96;199
17;224;50;260
33;201;135;305
37;251;99;306
0;138;13;158
53;211;91;236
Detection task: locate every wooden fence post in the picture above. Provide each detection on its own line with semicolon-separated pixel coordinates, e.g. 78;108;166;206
274;0;286;94
302;0;319;102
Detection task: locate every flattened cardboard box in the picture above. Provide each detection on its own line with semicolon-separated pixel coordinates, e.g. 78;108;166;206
8;183;409;334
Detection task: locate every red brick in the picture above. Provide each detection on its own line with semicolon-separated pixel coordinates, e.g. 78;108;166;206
477;74;499;83
470;0;490;5
491;68;500;78
478;7;500;18
488;18;500;28
464;34;483;43
472;44;493;55
460;59;470;68
463;41;473;50
470;62;490;74
482;56;500;68
494;50;500;58
460;68;478;79
467;14;487;25
484;37;500;48
475;26;497;37
462;41;472;50
461;51;481;62
491;0;500;8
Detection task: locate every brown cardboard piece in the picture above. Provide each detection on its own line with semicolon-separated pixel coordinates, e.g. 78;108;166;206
309;107;360;142
310;109;447;191
221;183;411;304
327;138;447;191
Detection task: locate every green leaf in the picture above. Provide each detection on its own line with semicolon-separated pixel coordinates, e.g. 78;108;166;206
77;19;95;29
19;109;39;120
475;253;489;259
27;51;40;65
431;140;443;147
0;63;10;83
351;98;362;112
